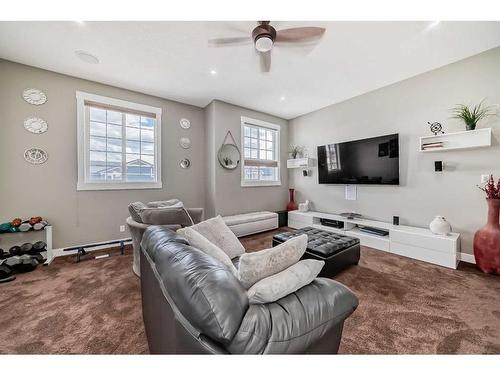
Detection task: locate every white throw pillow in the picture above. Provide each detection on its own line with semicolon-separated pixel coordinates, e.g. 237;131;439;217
189;215;245;259
177;227;239;278
238;234;308;289
247;259;325;304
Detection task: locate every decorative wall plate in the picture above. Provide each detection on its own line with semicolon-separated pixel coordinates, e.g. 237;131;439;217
24;117;48;134
179;137;191;149
180;158;191;169
179;118;191;129
22;88;47;105
24;148;48;164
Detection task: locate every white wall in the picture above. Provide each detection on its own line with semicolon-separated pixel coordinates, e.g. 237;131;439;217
289;47;500;255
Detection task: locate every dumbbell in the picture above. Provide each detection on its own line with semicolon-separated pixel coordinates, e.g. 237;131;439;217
9;245;21;256
0;264;15;283
21;242;33;254
33;241;47;253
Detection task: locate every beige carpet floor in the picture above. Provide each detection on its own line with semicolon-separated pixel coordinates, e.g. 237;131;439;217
1;228;499;354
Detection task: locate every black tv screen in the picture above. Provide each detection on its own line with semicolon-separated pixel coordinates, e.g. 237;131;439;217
317;133;399;185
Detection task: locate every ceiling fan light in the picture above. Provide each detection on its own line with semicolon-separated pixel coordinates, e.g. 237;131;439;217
255;35;274;52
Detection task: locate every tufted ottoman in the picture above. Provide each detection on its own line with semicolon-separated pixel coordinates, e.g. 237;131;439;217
272;227;360;278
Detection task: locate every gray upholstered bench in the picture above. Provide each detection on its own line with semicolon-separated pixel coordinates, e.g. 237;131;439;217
273;227;360;278
223;211;278;237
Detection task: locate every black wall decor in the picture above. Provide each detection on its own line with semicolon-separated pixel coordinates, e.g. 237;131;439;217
435;161;443;172
428;121;444;135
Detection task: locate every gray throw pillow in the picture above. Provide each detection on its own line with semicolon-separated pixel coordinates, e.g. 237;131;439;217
147;199;182;208
189;215;245;259
247;259;325;304
139;206;192;226
177;226;238;278
238;234;307;289
128;201;147;223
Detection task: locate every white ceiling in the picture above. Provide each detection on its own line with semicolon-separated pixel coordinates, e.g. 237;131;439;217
1;21;500;119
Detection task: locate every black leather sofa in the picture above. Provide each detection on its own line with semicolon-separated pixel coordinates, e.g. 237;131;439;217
140;226;359;354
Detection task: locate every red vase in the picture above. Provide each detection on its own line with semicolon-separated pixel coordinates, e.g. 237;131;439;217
287;188;298;211
473;199;500;275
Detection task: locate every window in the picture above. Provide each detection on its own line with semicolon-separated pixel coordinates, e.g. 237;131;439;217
76;91;162;190
241;116;281;187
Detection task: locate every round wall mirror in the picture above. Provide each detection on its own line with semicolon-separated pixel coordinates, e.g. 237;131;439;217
218;144;240;170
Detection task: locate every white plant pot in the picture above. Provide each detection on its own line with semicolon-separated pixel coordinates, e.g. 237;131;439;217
429;216;451;235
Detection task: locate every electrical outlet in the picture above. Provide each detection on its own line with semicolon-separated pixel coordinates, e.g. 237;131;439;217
481;174;490;183
119;225;125;232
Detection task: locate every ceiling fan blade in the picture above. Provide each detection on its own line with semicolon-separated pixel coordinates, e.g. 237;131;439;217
259;51;271;73
208;36;252;46
275;27;325;43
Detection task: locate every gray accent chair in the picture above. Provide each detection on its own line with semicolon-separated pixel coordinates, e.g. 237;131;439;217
140;226;359;354
127;204;203;276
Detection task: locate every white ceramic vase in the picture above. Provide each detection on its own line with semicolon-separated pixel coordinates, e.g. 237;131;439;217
429;216;451;235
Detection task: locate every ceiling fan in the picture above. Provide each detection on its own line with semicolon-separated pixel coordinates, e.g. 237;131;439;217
208;21;326;72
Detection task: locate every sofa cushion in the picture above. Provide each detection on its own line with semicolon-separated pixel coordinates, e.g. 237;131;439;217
247;259;324;304
141;226;248;344
223;211;278;226
147;199;183;208
177;226;238;278
238;234;307;289
128;201;147;223
190;216;245;259
227;278;359;354
139;206;193;226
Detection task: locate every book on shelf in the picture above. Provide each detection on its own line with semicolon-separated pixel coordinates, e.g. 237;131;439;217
421;141;444;150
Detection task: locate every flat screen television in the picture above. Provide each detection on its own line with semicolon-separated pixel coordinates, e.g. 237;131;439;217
317;133;399;185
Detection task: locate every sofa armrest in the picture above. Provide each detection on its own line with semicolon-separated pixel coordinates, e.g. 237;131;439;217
186;208;204;224
227;278;358;354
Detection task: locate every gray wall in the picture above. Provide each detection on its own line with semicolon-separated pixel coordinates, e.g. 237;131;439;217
0;59;205;249
289;47;500;255
205;100;289;216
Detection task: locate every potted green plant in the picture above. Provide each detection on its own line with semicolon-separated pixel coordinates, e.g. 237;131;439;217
450;100;494;131
289;145;305;159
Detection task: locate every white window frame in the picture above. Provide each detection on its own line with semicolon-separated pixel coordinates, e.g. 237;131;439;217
240;116;281;187
76;91;162;191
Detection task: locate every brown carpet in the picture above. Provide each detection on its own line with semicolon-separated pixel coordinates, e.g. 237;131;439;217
1;229;499;354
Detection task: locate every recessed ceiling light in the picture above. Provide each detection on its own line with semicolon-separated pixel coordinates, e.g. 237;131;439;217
75;21;85;25
210;69;217;76
75;50;99;64
280;96;286;101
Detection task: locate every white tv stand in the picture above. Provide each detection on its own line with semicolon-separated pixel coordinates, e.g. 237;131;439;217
288;210;460;269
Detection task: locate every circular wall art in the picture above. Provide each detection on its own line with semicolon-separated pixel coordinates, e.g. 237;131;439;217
22;88;47;105
180;158;191;169
179;137;191;149
24;148;48;165
179;118;191;129
24;117;48;134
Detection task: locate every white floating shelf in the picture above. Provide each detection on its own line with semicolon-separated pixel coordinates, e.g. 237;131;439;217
287;157;313;169
419;128;491;152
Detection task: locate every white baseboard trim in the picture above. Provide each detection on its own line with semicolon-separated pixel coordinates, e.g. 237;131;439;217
53;237;131;258
459;252;476;264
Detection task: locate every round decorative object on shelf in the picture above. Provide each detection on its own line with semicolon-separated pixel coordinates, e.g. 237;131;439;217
179;118;191;129
24;117;48;134
22;88;47;105
180;158;191;169
24;148;48;164
429;216;451;235
427;121;444;135
179;137;191;149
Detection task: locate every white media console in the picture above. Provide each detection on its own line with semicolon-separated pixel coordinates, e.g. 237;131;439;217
288;210;460;269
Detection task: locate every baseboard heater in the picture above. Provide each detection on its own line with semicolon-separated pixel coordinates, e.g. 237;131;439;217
64;238;132;262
